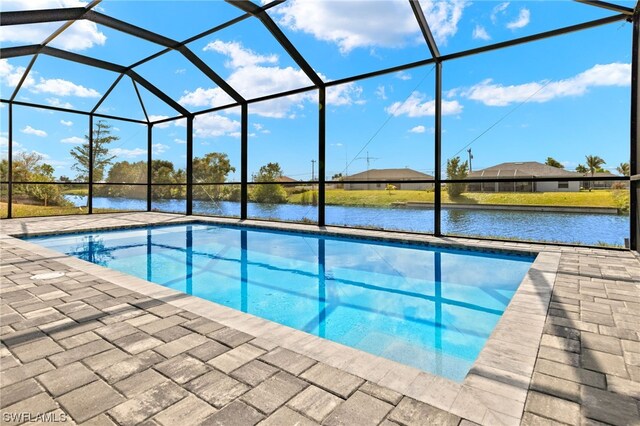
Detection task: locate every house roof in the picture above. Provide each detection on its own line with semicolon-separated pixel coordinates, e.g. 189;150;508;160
276;176;298;183
584;171;619;178
343;168;434;181
468;162;582;179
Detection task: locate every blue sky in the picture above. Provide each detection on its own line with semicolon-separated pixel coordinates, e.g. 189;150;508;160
0;0;634;181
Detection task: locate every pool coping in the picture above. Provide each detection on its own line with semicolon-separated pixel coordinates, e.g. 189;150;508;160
1;213;559;425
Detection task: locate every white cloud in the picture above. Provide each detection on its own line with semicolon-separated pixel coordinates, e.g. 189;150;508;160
152;143;169;155
423;0;467;45
60;136;84;144
190;113;241;138
148;115;171;128
32;78;100;97
21;125;47;137
175;68;186;74
491;2;510;24
60;119;73;127
409;125;426;133
0;59;34;89
182;40;362;117
386;91;462;117
270;0;467;54
462;62;631;106
0;1;106;51
506;8;530;30
110;147;146;158
326;82;364;107
204;40;278;68
174;138;186;144
178;87;235;108
396;71;412;81
46;98;73;109
472;25;490;41
1;60;101;99
375;85;387;100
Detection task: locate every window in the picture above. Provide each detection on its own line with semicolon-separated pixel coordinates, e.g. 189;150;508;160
558;182;569;189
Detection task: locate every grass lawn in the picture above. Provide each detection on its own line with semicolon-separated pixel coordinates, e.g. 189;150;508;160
0;203;128;218
62;188;89;196
289;189;625;208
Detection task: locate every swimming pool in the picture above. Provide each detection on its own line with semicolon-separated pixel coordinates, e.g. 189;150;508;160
26;223;535;382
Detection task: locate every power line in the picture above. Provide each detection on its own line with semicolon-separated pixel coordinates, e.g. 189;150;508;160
340;65;436;176
444;79;554;166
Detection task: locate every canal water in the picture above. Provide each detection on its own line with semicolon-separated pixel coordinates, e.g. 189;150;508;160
66;195;629;247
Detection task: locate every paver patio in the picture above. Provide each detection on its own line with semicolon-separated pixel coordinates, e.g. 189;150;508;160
1;213;638;425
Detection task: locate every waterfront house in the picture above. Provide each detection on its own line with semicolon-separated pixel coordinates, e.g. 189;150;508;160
466;161;581;192
583;171;625;189
343;168;435;190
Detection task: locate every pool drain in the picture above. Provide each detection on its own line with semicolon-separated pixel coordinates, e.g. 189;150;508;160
31;272;66;280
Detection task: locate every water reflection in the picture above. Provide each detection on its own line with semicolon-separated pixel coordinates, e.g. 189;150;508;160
66;195;629;246
31;224;534;381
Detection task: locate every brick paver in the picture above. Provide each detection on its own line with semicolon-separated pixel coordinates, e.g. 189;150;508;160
1;212;638;425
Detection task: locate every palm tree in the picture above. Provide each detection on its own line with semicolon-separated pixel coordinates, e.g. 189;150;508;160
575;164;588;173
617;162;630;176
585;155;606;191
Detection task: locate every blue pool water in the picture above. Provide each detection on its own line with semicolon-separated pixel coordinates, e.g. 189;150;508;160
26;223;535;382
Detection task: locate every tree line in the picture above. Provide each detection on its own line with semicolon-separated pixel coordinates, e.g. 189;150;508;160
1;120;292;206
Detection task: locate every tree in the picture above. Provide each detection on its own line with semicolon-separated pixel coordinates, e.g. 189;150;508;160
151;160;180;199
254;162;283;182
70;120;118;182
446;156;468;197
193;152;235;201
251;162;287;204
617;162;630;176
11;151;65;206
386;183;397;195
545;157;563;168
100;160;147;198
575;164;588;173
585;155;606;190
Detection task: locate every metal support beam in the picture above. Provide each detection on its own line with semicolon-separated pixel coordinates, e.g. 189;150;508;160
0;45;41;58
434;62;442;236
176;47;244;103
126;70;190;116
226;0;324;88
41;46;125;73
84;11;244;103
440;14;626;62
88;115;94;214
0;46;189;118
575;0;635;15
186;116;194;216
409;0;440;58
0;7;87;26
318;88;326;227
241;104;248;220
86;10;177;47
7;103;13;219
92;74;125;114
9;54;38;103
631;12;639;251
132;79;149;122
147;124;153;212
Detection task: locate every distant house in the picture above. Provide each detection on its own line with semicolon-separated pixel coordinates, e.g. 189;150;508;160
466;162;581;192
276;175;298;183
583;171;624;189
343;168;434;190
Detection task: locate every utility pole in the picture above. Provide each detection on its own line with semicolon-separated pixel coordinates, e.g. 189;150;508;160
467;148;473;173
311;159;316;181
